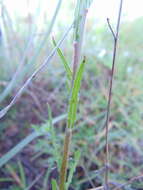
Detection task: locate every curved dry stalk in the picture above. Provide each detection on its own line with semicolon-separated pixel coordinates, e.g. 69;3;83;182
0;23;73;119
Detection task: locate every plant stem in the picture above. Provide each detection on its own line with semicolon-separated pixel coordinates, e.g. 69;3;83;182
105;0;123;189
72;7;88;81
59;129;72;190
59;1;92;189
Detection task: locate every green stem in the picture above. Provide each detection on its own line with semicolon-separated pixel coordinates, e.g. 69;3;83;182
73;7;87;80
59;129;72;190
59;1;92;189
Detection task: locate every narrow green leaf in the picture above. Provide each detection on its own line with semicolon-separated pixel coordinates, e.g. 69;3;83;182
66;150;81;189
47;104;53;128
52;37;72;81
67;58;85;128
6;164;24;188
18;160;26;188
0;132;39;168
0;178;14;182
48;104;61;170
51;179;58;190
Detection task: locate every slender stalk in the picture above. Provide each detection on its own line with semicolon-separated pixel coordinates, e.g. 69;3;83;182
72;7;88;80
59;129;72;190
59;1;90;189
104;0;123;189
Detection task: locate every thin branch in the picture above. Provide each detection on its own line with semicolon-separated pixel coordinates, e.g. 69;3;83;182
107;18;116;40
0;23;73;119
104;0;123;189
116;0;123;39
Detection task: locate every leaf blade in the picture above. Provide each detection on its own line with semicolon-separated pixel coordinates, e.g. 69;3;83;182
52;37;72;81
67;58;85;128
51;179;58;190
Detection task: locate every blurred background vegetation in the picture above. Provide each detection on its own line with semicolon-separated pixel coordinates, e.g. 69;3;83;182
0;0;143;189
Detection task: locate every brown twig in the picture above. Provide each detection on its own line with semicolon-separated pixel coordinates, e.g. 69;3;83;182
107;18;116;40
104;0;123;189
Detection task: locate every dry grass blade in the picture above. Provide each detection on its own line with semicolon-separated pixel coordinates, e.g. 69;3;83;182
0;23;73;119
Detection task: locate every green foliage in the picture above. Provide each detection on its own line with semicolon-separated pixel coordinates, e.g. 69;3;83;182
67;59;85;128
52;179;58;190
48;104;62;170
0;114;66;168
52;38;72;82
18;160;26;189
66;150;81;189
1;0;143;189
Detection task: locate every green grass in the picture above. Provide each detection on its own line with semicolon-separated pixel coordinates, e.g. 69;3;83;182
0;0;143;190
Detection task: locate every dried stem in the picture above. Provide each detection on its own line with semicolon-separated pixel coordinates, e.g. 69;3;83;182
0;23;73;119
107;18;116;40
104;0;123;189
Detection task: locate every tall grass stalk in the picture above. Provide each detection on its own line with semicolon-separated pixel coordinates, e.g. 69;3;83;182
59;1;93;189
